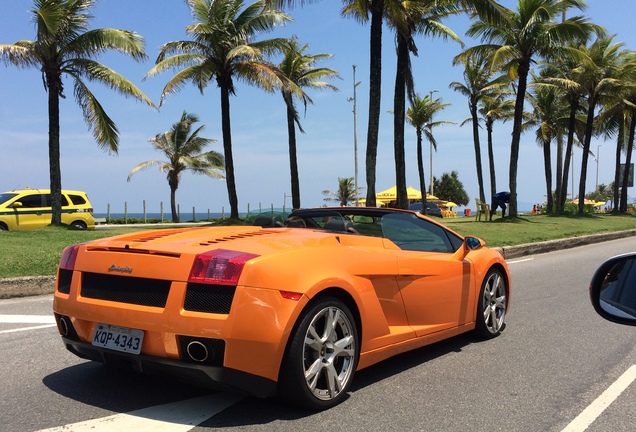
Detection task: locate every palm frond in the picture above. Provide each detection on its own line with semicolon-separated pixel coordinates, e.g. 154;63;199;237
69;58;155;108
127;160;165;181
73;78;119;152
0;43;40;68
65;28;147;61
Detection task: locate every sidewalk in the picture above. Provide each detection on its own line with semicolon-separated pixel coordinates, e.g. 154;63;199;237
2;229;635;299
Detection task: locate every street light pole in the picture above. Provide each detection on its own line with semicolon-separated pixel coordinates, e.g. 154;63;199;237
595;144;602;191
428;90;438;196
348;65;362;206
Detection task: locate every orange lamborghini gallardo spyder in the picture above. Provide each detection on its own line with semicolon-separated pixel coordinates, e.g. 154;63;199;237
53;207;510;410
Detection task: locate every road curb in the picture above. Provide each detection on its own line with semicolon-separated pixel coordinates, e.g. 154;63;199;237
2;229;636;299
494;229;636;259
0;275;56;299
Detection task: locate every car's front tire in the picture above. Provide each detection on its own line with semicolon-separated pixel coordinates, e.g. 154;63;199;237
279;297;359;410
474;268;508;338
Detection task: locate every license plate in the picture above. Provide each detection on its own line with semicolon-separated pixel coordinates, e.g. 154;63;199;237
92;323;144;354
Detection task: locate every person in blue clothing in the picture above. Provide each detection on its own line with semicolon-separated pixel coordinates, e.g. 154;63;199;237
490;191;510;220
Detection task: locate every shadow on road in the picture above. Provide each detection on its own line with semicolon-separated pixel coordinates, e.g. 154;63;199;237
42;332;477;426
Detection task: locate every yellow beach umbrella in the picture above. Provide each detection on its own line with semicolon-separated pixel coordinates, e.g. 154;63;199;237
376;186;423;200
406;186;422;200
376;186;397;200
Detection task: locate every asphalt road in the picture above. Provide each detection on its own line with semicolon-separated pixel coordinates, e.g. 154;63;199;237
2;237;636;432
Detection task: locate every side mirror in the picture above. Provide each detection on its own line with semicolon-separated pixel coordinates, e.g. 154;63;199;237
10;201;23;208
465;236;483;251
589;253;636;326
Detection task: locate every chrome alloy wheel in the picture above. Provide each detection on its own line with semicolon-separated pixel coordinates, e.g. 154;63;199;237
482;271;507;334
302;305;356;401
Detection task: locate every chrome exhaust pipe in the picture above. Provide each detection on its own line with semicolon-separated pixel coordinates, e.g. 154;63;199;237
186;340;209;362
59;316;70;336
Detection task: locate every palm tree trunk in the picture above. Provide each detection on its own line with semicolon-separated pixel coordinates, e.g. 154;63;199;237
46;71;63;225
578;97;597;214
542;138;553;212
416;128;427;214
620;110;636;212
486;119;497;199
555;134;563;212
220;84;239;219
613;120;624;213
509;60;531;217
285;97;301;210
364;0;383;207
393;36;408;209
170;184;179;223
470;102;486;202
559;100;579;211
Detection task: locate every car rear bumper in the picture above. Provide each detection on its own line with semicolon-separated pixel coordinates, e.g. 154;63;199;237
60;336;277;398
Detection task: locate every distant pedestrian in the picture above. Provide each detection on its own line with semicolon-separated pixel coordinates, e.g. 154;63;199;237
490;191;510;220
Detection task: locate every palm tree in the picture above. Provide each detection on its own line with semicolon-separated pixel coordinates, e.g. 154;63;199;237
538;54;588;212
0;0;154;225
127;111;224;222
585;183;613;207
572;36;626;214
342;0;385;208
596;67;636;213
525;80;569;213
386;0;463;209
479;89;514;199
322;177;359;206
278;39;339;210
450;53;510;203
463;0;597;216
405;93;454;215
147;0;291;220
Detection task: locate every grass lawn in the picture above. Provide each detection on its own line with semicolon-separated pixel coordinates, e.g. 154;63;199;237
1;213;634;278
444;213;636;246
0;225;161;278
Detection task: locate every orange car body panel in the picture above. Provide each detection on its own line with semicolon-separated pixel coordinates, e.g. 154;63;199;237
53;211;511;392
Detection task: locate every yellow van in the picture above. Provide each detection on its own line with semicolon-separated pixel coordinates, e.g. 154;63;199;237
0;188;95;231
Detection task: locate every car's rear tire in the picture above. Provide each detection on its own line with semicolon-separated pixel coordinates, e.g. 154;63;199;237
70;221;87;230
279;297;359;410
474;268;508;339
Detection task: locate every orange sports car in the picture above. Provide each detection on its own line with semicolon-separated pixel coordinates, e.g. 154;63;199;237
53;207;510;410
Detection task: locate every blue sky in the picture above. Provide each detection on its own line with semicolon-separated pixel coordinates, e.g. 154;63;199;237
1;0;634;215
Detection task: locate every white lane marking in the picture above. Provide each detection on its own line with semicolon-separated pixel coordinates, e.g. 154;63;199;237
561;364;636;432
0;314;56;324
36;393;244;432
0;324;57;334
0;315;57;334
506;257;534;264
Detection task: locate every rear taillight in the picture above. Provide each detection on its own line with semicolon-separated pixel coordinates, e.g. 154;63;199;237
188;249;259;285
59;245;80;270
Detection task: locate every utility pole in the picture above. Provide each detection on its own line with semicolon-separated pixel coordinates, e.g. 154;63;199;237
348;65;362;205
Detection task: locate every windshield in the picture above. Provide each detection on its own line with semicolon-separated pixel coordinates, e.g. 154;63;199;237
0;193;17;206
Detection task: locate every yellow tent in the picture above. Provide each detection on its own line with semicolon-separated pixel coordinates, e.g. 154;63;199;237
358;186;438;207
376;186;398;201
376;186;431;201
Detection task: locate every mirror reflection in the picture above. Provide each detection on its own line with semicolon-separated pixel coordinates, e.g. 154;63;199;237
599;258;636;319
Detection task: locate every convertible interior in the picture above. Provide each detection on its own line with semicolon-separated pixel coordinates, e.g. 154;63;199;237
252;208;464;253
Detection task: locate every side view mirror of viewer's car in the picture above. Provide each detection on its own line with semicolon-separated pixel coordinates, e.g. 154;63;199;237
589;253;636;326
